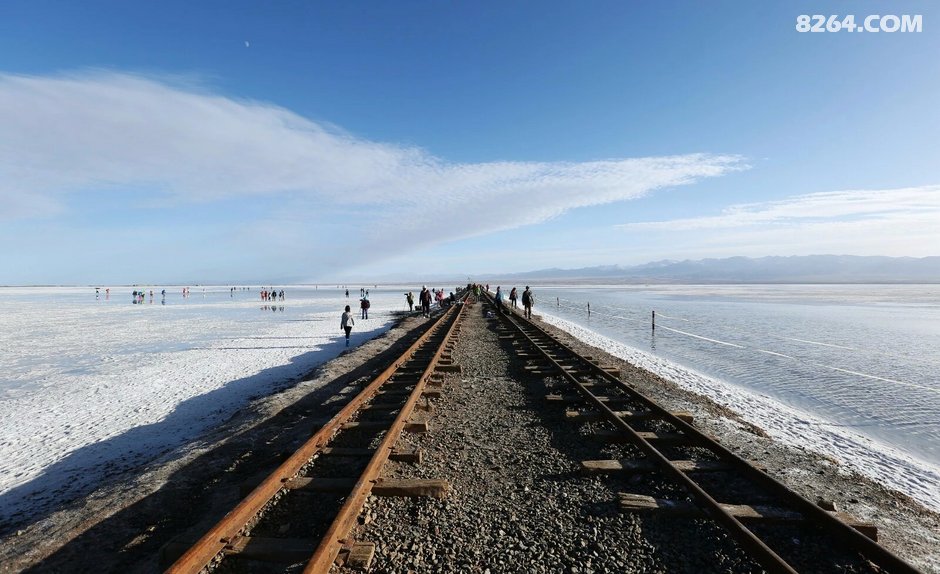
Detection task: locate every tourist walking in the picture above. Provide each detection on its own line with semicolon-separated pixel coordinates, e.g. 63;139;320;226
360;296;370;320
522;286;535;319
420;286;432;317
509;287;518;309
405;291;414;311
495;286;505;315
341;305;355;347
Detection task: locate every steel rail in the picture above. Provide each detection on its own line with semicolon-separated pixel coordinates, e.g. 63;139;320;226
486;293;921;574
496;307;795;574
166;298;466;574
303;297;467;572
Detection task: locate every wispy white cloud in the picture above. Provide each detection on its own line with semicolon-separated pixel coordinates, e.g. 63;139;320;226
0;71;744;281
621;186;940;231
617;186;940;258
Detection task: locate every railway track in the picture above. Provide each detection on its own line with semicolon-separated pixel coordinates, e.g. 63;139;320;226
485;293;922;574
164;295;469;574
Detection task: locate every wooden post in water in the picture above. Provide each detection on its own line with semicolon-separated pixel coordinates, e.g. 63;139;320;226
652;310;656;332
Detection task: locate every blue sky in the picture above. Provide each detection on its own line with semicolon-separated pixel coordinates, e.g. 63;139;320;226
1;1;938;284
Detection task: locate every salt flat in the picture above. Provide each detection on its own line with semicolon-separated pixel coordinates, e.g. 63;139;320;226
0;285;425;528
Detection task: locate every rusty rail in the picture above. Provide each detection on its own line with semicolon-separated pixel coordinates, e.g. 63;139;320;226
485;292;921;574
303;296;466;572
166;295;467;573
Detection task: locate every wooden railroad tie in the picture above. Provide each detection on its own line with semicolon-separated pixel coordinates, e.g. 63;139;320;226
160;536;316;566
340;417;429;433
394;368;425;376
361;402;403;412
319;446;423;464
370;387;442;400
372;478;451;498
285;477;450;498
546;394;630;404
238;448;425;495
528;371;560;378
435;364;462;373
219;537;378;567
336;541;377;569
405;413;432;433
413;401;434;413
566;409;694;424
377;388;416;397
618;493;877;540
593;429;691;447
581;458;732;474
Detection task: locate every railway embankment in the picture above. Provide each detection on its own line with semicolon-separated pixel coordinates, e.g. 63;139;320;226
2;297;938;573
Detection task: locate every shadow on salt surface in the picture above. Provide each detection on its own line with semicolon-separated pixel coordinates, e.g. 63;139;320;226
0;331;363;536
17;313;431;573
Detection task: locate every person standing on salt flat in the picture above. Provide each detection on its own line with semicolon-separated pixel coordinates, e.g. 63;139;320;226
522;286;535;319
419;286;432;317
341;304;355;347
360;295;370;320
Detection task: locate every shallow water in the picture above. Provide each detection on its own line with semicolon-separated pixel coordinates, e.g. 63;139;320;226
534;284;940;468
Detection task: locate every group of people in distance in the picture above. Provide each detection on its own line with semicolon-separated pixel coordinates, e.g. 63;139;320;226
402;286;444;317
261;288;284;301
341;283;536;348
340;284;466;347
494;285;535;318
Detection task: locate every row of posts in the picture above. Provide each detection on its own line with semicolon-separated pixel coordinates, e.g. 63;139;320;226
555;297;656;331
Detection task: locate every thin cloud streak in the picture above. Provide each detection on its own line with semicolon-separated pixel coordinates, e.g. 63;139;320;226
620;186;940;231
616;185;940;259
0;71;744;281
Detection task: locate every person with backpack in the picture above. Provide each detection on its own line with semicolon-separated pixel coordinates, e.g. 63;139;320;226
420;286;432;317
360;296;370;320
509;287;518;309
522;286;535;319
341;305;355;347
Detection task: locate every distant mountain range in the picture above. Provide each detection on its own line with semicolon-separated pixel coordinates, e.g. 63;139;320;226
477;255;940;284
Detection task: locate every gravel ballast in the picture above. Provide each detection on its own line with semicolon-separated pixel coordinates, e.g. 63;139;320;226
343;302;940;574
2;301;937;573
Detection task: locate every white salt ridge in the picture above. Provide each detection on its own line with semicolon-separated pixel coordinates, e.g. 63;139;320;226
0;289;404;525
539;311;940;514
